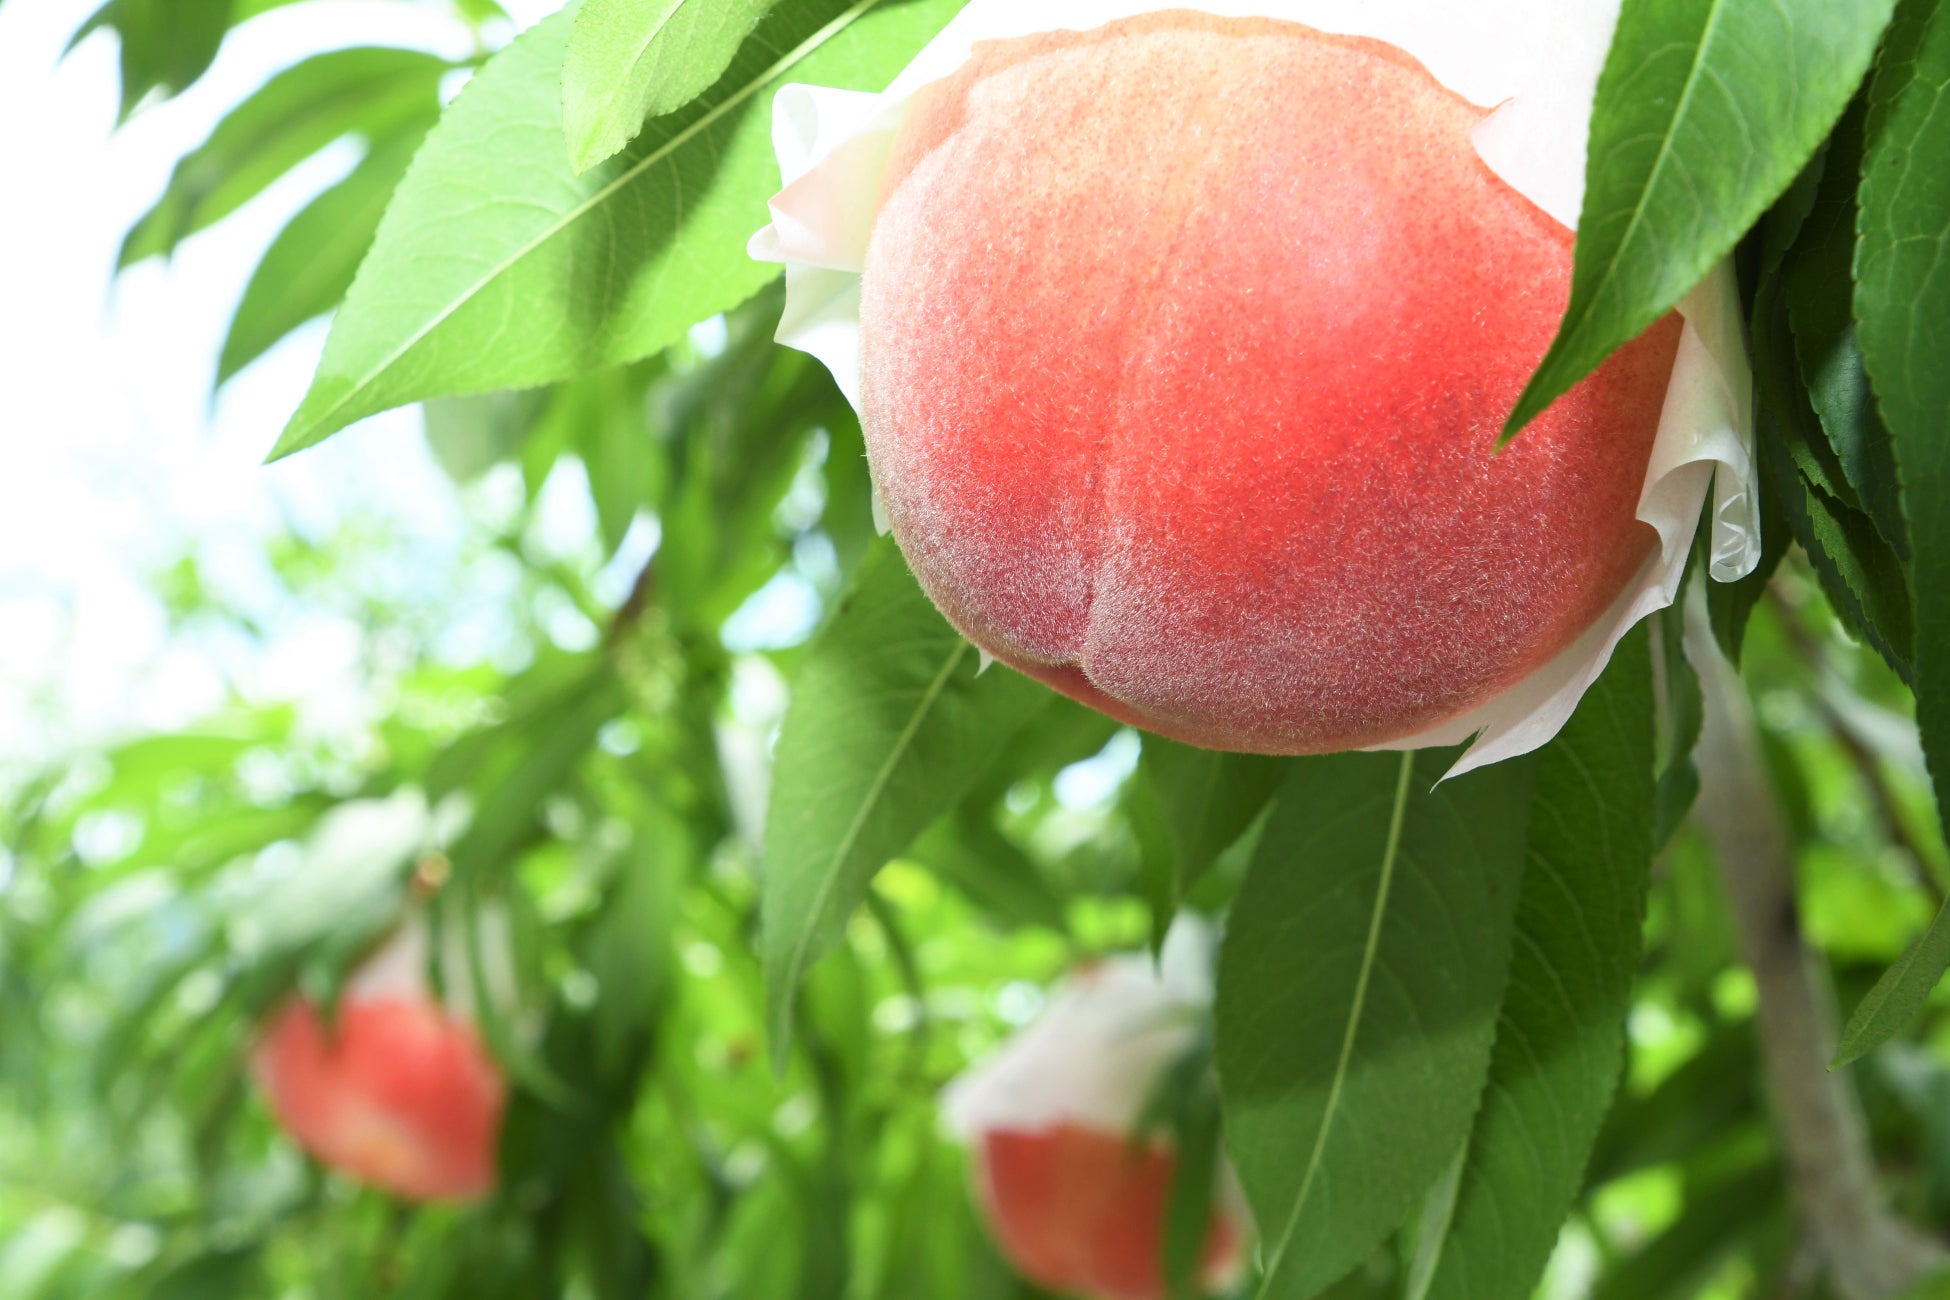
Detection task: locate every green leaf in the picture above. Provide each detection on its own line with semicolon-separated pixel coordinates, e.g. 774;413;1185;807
1139;736;1285;899
1506;0;1898;437
649;293;855;627
906;809;1068;933
572;365;666;556
1652;605;1703;851
1795;474;1915;679
1215;747;1537;1300
120;47;448;267
147;1247;263;1300
73;0;233;119
217;128;427;385
1162;1070;1224;1296
761;540;1049;1060
271;0;967;461
1755;280;1915;679
1859;0;1950;831
1125;766;1182;955
1416;628;1657;1300
424;388;553;484
446;663;628;881
1755;137;1830;278
1897;1267;1950;1300
450;0;511;26
1783;98;1909;558
1835;894;1950;1066
564;0;780;172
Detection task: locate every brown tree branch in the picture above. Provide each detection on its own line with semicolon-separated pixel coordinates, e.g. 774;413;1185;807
1686;595;1946;1299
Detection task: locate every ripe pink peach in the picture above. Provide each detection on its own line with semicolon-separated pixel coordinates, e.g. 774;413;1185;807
253;993;504;1202
976;1122;1244;1299
858;11;1682;753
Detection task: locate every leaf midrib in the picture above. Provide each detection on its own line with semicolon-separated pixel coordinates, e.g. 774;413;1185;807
1511;0;1732;436
775;639;970;1028
277;0;883;457
1568;0;1731;332
1259;749;1417;1290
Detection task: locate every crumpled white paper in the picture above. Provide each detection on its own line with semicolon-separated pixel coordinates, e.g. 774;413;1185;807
749;0;1760;776
942;919;1214;1138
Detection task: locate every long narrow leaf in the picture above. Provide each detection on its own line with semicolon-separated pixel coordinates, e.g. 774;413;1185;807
1418;629;1657;1300
761;541;1048;1060
1139;737;1284;900
1860;0;1950;834
564;0;779;172
271;0;966;460
218;127;428;384
1507;0;1896;437
1215;747;1536;1299
72;0;234;119
120;47;447;266
1783;99;1909;557
1755;280;1915;680
1836;895;1950;1066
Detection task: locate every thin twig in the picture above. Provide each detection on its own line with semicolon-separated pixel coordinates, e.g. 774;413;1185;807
1686;593;1946;1299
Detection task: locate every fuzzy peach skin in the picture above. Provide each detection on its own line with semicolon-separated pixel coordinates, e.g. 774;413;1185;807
253;994;505;1202
978;1123;1245;1300
857;11;1683;754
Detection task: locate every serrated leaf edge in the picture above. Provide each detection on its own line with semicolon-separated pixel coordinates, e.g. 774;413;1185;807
565;0;685;171
1834;895;1950;1066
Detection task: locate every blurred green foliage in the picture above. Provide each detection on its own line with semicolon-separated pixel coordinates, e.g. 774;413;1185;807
6;0;1950;1297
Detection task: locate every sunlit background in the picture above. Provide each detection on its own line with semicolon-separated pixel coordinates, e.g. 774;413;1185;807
0;0;571;759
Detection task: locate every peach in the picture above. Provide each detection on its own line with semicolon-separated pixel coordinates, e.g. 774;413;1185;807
976;1122;1244;1300
253;992;504;1202
858;11;1682;753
